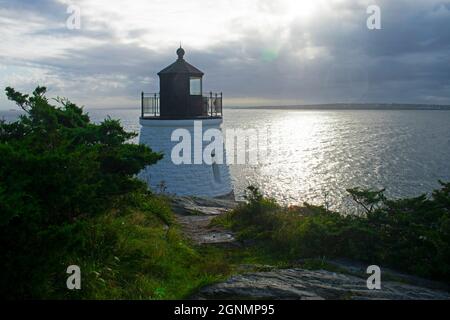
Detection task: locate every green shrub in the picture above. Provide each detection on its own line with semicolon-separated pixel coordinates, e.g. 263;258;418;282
220;184;450;282
0;87;163;298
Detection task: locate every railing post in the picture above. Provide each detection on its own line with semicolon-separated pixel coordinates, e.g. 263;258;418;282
220;92;223;116
215;93;218;116
154;93;157;117
209;91;212;117
141;91;144;118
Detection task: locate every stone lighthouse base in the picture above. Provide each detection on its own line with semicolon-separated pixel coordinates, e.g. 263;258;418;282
138;118;233;198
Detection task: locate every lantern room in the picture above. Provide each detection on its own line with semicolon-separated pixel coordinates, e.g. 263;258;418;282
141;47;222;119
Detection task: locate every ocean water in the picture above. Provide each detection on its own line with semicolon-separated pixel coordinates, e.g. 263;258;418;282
2;107;450;210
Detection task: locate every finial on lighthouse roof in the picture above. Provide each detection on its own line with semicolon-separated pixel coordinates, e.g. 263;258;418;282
176;46;185;60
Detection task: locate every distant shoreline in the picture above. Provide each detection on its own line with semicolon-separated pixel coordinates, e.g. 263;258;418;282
226;103;450;111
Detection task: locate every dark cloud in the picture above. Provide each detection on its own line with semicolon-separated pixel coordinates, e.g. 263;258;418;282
0;0;67;20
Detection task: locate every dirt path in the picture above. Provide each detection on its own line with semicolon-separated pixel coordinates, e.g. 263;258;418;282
170;196;238;245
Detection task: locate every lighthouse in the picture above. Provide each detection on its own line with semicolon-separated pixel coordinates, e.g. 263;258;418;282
138;47;233;198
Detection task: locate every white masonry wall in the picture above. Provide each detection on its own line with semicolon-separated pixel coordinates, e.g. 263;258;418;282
138;118;233;198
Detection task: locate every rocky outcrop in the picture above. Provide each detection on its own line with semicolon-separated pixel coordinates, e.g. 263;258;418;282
194;268;450;300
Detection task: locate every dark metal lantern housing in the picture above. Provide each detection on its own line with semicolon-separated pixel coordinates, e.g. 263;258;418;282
141;47;222;119
158;47;204;118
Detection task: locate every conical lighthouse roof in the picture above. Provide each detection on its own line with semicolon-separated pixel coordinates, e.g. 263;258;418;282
158;47;204;76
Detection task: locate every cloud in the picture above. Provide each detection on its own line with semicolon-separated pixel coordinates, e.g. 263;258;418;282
1;0;450;109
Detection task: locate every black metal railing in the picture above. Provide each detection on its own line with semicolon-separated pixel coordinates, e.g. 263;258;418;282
140;91;223;118
203;92;223;117
141;92;160;118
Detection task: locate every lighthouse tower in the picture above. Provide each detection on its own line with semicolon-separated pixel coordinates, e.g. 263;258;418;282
138;47;233;198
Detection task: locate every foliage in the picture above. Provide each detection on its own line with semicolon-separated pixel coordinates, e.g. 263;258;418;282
346;187;386;214
218;184;450;282
38;195;230;299
0;87;163;298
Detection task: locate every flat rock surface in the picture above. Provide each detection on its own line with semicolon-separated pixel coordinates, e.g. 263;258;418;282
194;268;450;300
325;258;450;292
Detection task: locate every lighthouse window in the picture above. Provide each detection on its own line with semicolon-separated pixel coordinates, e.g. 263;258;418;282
190;77;202;95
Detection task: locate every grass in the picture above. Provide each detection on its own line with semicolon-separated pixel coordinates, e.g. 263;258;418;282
30;194;232;300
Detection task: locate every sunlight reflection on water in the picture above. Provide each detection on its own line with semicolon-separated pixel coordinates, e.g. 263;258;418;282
223;108;450;211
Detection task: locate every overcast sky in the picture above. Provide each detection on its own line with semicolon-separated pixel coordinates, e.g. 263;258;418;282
1;0;449;109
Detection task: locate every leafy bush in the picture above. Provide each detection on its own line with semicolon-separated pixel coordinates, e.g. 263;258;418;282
221;184;450;282
0;87;163;298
